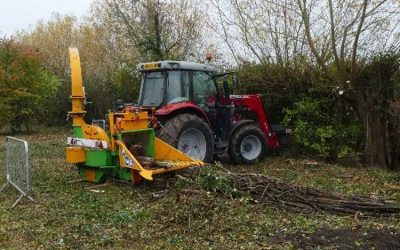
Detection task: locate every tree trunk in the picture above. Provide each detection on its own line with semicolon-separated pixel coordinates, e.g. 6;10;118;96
153;6;163;60
363;110;389;168
355;92;391;168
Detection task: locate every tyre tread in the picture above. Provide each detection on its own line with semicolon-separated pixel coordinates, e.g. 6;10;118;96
158;114;214;162
228;124;267;164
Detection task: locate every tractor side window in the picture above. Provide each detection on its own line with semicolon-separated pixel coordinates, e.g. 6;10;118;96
140;71;165;107
193;71;217;110
167;71;190;104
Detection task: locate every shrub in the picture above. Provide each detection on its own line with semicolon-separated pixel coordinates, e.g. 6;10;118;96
283;93;362;161
0;39;60;131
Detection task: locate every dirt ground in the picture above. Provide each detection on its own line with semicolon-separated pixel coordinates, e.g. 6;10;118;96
272;228;400;249
1;128;400;249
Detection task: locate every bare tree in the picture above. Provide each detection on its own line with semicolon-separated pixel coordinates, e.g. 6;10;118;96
91;0;205;61
208;0;307;65
296;0;400;168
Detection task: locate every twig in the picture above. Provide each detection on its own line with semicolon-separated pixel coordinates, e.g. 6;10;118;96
85;183;110;190
180;189;201;194
215;161;231;173
176;174;196;184
258;183;270;203
67;179;85;184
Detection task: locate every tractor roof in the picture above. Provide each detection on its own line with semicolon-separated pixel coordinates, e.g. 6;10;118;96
137;61;215;72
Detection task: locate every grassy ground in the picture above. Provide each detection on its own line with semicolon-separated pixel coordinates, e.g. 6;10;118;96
0;128;400;249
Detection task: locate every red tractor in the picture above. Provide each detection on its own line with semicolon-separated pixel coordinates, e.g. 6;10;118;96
135;61;279;164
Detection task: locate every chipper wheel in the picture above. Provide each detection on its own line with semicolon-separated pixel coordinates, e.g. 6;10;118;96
229;124;267;164
158;114;214;163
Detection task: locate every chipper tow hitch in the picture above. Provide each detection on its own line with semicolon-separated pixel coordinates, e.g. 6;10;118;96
65;48;204;184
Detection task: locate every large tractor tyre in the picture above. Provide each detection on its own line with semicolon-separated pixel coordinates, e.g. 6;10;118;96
158;114;214;163
229;124;267;164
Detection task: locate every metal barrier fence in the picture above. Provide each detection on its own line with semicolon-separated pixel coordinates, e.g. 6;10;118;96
0;136;34;208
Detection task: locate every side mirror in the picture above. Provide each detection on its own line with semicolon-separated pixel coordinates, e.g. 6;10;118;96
115;99;125;111
265;94;274;102
223;75;231;104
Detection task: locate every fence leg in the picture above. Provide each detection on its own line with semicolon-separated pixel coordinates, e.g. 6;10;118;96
0;182;8;193
27;195;35;202
11;194;24;208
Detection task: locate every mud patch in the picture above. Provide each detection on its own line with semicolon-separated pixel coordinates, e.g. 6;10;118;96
272;227;400;249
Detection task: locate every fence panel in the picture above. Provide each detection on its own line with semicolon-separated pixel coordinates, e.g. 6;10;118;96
0;136;34;208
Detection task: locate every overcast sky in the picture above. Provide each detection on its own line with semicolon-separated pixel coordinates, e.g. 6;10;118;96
0;0;93;37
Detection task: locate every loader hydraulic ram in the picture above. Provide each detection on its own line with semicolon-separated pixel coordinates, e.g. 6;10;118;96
65;48;204;184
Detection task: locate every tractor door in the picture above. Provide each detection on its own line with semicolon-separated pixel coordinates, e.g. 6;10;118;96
191;70;233;140
192;71;219;132
214;74;236;140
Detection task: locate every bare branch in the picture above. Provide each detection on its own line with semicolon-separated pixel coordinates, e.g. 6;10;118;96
351;0;368;75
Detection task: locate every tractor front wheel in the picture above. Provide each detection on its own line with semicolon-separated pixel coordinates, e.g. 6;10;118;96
158;114;214;163
229;124;267;164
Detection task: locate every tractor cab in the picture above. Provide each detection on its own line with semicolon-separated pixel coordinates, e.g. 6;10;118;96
138;61;217;109
137;61;230;135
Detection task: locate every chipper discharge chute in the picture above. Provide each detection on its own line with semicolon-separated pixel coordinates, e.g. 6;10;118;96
65;48;204;184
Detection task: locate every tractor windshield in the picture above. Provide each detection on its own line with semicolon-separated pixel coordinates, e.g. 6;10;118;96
139;71;166;107
139;70;191;107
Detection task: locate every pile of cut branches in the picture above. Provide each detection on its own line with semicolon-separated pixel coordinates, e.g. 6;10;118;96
220;172;400;217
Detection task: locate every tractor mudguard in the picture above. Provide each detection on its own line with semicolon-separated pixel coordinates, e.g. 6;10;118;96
155;101;211;127
228;120;259;141
230;94;279;150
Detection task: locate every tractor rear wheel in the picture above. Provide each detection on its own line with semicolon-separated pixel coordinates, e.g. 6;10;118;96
158;114;214;163
229;124;267;164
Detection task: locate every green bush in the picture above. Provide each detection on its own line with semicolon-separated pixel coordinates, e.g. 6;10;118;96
109;65;141;104
0;39;60;131
283;94;362;160
235;61;364;163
